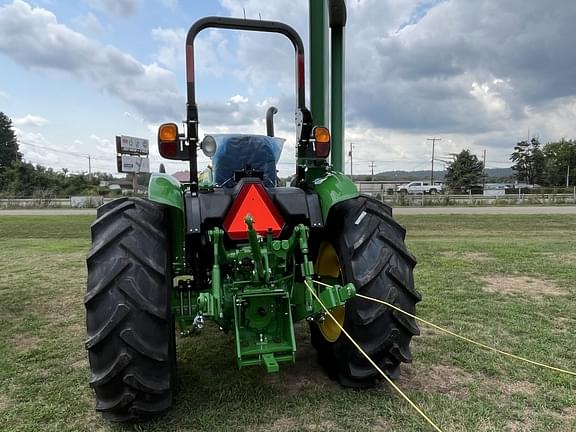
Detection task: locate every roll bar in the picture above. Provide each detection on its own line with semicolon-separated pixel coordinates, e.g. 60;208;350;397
185;17;309;191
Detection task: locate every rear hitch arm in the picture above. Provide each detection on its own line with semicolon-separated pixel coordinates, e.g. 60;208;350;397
245;215;267;281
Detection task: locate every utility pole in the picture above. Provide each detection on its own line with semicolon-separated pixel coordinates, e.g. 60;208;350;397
348;142;354;179
567;165;571;188
369;161;376;181
87;154;92;178
427;137;441;184
482;149;486;188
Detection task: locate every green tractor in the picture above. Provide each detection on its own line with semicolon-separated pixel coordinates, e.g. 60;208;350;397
85;1;420;422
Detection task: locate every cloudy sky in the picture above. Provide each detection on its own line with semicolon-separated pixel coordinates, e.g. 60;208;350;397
1;0;575;176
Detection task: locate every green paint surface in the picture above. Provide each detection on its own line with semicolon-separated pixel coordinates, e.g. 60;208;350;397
312;170;359;221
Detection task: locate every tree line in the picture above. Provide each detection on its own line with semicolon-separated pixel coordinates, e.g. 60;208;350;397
510;137;576;186
0;112;113;197
444;137;575;192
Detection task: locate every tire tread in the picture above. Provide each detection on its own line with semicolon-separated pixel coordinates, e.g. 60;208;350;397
310;196;420;387
85;197;174;422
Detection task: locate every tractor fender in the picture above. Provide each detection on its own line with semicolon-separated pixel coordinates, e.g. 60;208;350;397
148;173;186;273
312;170;359;223
148;173;185;212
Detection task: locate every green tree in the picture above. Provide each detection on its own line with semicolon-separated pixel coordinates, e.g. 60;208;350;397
2;160;113;197
445;149;484;192
542;139;576;186
3;162;60;196
510;138;545;185
0;112;22;190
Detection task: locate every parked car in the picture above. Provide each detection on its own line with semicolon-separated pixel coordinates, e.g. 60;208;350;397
397;181;444;195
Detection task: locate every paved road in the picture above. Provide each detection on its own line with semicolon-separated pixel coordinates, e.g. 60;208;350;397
0;209;97;216
394;206;576;215
2;206;576;216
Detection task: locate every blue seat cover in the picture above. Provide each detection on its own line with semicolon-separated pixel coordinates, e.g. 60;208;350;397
211;134;284;188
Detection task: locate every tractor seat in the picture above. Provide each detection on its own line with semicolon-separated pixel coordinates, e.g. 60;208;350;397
211;134;284;188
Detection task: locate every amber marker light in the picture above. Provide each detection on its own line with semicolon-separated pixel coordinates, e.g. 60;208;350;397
158;123;179;158
313;126;331;158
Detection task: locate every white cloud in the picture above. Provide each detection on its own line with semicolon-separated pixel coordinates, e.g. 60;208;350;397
0;0;181;122
13;114;49;127
123;111;145;124
151;27;185;70
470;82;507;114
348;0;576;132
230;95;248;104
523;97;576;143
216;0;309;93
90;134;114;154
12;124;117;173
71;12;104;34
14;128;68;168
151;26;233;78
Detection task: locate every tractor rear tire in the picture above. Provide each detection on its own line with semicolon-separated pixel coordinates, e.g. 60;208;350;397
85;197;175;422
311;196;421;387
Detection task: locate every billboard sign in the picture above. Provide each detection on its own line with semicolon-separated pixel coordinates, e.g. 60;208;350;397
116;135;149;155
117;155;150;173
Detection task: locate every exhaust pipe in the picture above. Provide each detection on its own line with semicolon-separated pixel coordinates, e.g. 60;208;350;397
266;106;278;137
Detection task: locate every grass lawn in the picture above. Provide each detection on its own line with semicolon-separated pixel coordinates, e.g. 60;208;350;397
0;214;574;432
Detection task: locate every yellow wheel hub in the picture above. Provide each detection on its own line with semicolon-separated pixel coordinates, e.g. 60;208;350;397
315;242;345;342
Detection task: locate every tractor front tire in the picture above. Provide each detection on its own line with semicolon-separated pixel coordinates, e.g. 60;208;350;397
311;196;421;387
85;197;175;422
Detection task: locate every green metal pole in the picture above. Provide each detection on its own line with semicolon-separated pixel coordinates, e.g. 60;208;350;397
328;0;347;172
330;24;344;172
309;0;328;127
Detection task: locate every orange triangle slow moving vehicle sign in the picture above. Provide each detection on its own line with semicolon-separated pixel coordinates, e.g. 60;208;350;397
223;183;285;240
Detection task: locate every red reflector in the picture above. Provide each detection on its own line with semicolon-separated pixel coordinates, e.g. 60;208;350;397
223;183;285;240
315;141;331;158
159;140;177;158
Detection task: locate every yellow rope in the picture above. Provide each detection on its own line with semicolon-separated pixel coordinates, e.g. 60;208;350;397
351;291;576;377
304;280;445;432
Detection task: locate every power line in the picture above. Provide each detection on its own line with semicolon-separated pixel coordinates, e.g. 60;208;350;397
18;140;115;175
19;140;109;161
19;141;86;157
22;156;112;174
19;141;113;177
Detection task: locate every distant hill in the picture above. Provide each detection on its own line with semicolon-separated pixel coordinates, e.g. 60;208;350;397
363;167;514;182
